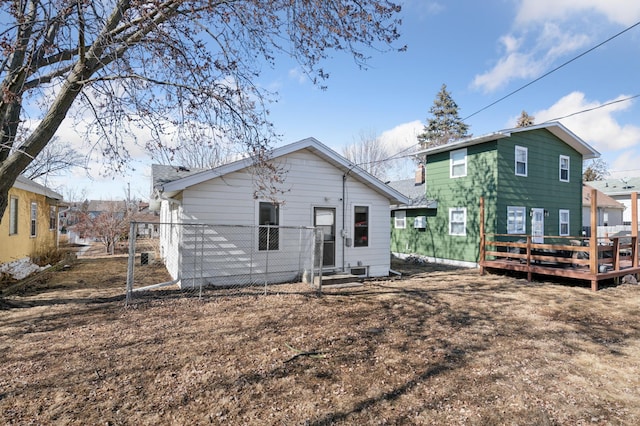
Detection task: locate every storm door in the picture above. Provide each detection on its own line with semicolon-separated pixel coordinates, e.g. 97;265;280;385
314;208;336;267
531;208;544;244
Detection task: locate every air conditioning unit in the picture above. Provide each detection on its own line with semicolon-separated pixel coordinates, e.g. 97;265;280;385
414;216;426;229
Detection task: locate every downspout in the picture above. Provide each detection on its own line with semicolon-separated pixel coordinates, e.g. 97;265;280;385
341;164;357;273
342;174;346;272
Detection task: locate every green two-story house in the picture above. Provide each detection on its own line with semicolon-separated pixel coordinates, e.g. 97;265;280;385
390;122;600;266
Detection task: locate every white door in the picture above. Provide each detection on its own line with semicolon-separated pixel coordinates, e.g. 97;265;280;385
531;208;544;244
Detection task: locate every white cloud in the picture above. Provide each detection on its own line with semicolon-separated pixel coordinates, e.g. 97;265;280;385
516;0;640;26
608;148;640;178
404;1;445;19
472;0;638;93
288;67;308;84
533;91;640;152
472;47;542;93
379;120;423;180
379;120;422;153
472;24;591;93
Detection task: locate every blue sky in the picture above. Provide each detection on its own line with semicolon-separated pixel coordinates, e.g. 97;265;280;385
50;0;640;200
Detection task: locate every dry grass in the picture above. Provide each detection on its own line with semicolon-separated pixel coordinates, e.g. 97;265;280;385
1;257;640;425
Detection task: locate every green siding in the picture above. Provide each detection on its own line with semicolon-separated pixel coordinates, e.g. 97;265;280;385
391;128;585;263
391;209;437;254
420;142;498;263
495;129;583;240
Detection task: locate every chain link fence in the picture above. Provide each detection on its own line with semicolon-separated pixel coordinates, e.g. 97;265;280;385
125;222;323;304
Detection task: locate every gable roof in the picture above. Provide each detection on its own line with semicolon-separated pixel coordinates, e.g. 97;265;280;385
387;178;437;209
583;185;624;209
414;122;600;160
152;137;410;204
14;175;63;201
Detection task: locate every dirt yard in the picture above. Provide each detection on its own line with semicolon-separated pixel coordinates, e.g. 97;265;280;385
1;256;640;425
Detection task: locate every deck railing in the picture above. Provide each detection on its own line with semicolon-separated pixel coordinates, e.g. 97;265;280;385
478;190;639;291
481;234;637;273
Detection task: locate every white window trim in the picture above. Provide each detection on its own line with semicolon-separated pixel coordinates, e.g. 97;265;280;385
559;209;570;236
353;204;370;247
9;196;18;235
450;148;467;178
30;201;37;238
256;200;282;251
515;145;528;177
559;155;570;182
449;207;467;236
394;210;406;229
507;206;526;234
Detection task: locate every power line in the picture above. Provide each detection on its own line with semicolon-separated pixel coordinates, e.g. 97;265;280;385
372;93;640;170
463;20;640;121
541;94;640;123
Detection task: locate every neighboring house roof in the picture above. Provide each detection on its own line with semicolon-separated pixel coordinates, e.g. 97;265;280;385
14;175;63;201
152;137;410;204
87;200;126;213
387;179;437;209
151;164;206;188
413;121;600;160
583;185;625;209
586;177;640;197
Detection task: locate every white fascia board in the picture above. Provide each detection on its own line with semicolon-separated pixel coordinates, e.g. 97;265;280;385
14;175;63;200
158;136;410;204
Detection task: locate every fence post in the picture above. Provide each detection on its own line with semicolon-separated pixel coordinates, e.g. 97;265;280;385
126;221;136;305
316;228;324;293
479;197;485;275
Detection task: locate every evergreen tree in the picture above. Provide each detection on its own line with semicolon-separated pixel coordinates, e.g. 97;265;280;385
417;84;469;148
516;110;535;127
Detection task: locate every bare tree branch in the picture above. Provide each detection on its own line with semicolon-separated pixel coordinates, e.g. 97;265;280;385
0;0;403;221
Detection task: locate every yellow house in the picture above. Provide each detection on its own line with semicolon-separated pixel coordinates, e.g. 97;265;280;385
0;176;64;265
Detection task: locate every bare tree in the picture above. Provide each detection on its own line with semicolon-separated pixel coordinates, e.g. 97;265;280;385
21;137;85;181
583;158;609;181
0;0;403;221
73;201;137;255
171;132;239;169
516;110;535;127
342;130;391;180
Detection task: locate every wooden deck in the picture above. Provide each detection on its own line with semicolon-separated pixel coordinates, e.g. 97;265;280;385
478;191;639;291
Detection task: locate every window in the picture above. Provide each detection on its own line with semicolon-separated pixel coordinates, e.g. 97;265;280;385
354;206;369;247
450;148;467;178
559;155;570;182
49;206;57;230
515;146;527;176
9;196;18;235
449;207;466;236
258;202;279;250
507;206;526;234
30;202;37;237
394;210;406;229
559;209;570;236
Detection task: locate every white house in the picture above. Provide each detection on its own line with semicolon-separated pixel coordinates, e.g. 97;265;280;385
582;184;624;228
151;137;409;288
586;177;639;226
